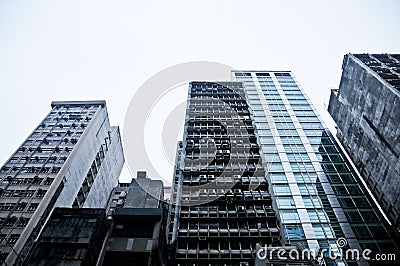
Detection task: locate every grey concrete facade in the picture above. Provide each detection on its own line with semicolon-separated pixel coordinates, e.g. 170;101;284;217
100;171;167;266
0;101;124;265
328;54;400;231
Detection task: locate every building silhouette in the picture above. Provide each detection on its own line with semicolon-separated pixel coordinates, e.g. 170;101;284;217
0;101;124;265
328;54;400;232
168;71;399;265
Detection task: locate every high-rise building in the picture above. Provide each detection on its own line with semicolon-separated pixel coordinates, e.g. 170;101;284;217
168;71;399;265
100;171;167;265
0;101;124;265
168;81;282;265
328;54;400;232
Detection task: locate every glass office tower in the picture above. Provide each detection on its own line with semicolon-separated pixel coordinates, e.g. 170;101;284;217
233;71;398;265
169;71;399;266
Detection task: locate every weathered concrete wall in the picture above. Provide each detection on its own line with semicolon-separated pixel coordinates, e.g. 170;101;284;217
84;126;124;208
328;54;400;230
54;106;117;208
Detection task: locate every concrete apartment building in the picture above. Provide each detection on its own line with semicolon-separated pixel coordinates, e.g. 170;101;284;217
0;100;124;265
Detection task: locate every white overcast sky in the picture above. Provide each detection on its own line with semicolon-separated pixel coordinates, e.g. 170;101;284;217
0;0;399;183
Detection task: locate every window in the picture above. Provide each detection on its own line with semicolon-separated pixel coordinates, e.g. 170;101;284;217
51;167;61;174
254;116;268;123
334;164;349;172
268;163;284;172
278;129;298;136
303;196;322;208
346;185;362;195
9;157;18;164
297;116;320;123
273;117;292;123
280;210;300;223
337;197;355;208
0;167;10;173
353;226;372;239
298;184;317;195
2;190;14;197
0;203;15;211
308;210;328;222
44;177;54;185
8;234;20;244
287;153;310;162
17;217;29;227
284;145;306;153
25;190;35;197
322;163;335;172
284;225;305;240
353;197;370;207
270;173;287;183
38;157;47;163
360;210;379;222
294;173;317;183
294;110;316;116
326;174;341;183
290;163;315;172
260;138;274;144
58;157;67;163
312;224;334;238
332;185;347;195
257;130;271;137
281;137;302;145
274;185;291;196
277;197;295;208
340;174;354;183
344;210;363;223
368;225;389;240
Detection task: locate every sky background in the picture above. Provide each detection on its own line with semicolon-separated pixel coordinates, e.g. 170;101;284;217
0;0;399;183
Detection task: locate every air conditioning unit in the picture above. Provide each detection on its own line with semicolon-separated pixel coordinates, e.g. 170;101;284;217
199;189;207;194
199;236;207;241
238;206;245;212
240;262;249;266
